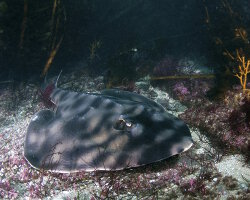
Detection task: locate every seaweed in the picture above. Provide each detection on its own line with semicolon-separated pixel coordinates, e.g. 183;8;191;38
203;0;250;97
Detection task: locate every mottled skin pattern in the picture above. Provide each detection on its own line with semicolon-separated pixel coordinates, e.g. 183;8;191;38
24;85;193;172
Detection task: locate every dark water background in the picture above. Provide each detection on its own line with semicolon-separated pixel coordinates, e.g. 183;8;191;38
0;0;249;89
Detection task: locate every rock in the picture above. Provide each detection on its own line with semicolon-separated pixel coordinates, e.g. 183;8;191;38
135;81;150;91
215;155;250;184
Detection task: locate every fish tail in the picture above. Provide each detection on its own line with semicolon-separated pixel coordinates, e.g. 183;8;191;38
39;70;62;108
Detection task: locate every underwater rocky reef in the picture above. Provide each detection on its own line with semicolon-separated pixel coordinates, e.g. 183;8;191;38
0;70;249;199
0;0;250;199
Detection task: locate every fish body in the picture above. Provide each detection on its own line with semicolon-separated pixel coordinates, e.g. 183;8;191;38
24;84;193;172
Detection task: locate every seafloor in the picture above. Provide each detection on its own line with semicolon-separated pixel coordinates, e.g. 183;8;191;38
0;69;249;199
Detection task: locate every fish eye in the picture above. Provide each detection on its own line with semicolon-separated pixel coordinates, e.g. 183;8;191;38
113;119;133;131
125;122;132;127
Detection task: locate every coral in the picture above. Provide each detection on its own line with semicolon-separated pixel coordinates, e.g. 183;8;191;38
180;86;249;157
234;50;250;91
171;80;212;104
180;177;208;197
173;82;190;96
173;82;190;101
